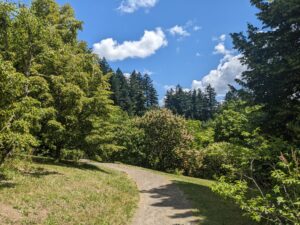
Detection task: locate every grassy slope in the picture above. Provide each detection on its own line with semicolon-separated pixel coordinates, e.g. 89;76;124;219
123;164;256;225
0;161;138;225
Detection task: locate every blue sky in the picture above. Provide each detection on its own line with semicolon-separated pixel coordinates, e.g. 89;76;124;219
23;0;260;103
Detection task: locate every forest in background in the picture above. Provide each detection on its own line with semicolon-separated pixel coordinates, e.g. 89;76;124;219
0;0;299;224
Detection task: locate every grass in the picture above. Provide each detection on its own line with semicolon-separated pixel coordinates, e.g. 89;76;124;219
168;175;256;225
0;160;139;225
122;163;257;225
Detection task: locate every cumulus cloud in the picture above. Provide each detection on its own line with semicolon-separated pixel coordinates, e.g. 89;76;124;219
118;0;158;13
214;42;230;55
93;28;167;61
192;35;247;96
213;34;231;55
168;25;190;37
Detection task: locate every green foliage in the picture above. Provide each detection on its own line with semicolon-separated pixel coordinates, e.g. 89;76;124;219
60;149;84;161
200;142;254;179
136;109;193;171
0;58;41;165
214;100;263;143
186;120;215;148
213;150;300;224
112;118;146;165
0;0;124;164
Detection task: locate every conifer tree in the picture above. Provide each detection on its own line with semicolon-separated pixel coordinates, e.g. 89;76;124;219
143;74;158;108
231;0;300;140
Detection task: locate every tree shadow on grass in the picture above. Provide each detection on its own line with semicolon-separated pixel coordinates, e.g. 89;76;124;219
32;157;110;174
0;181;17;190
172;180;256;225
21;169;62;178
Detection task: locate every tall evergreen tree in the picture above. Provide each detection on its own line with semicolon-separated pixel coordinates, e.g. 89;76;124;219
231;0;300;141
110;68;132;113
205;84;218;119
143;74;158;108
98;57;112;75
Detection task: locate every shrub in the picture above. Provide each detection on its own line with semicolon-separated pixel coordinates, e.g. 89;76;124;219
176;148;205;176
186;120;214;148
112;118;146;166
136;109;193;171
60;149;84;161
199;142;254;179
212;150;300;225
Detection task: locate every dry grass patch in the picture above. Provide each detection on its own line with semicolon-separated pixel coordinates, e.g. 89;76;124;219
0;161;138;225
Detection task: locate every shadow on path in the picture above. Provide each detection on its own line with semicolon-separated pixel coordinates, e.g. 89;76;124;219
141;182;199;224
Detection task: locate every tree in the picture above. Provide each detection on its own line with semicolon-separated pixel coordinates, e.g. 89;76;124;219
143;74;158;108
0;0;123;162
204;84;218;120
129;71;146;116
231;0;300;141
110;68;132;113
98;57;112;75
0;58;42;165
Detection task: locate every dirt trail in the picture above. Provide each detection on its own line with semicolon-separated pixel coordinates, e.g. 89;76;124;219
97;163;199;225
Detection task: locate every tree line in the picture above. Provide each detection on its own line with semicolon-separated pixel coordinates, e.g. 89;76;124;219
99;58;159;116
165;84;218;121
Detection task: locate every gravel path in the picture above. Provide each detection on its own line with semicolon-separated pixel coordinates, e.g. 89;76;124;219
98;163;199;225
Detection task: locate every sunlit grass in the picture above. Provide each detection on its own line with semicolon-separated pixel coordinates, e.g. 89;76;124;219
0;160;138;225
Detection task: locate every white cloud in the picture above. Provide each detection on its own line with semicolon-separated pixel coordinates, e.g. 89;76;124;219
163;85;176;90
213;34;230;55
123;72;131;78
168;25;190;37
212;34;226;42
118;0;158;13
159;97;166;106
193;26;201;31
192;36;247;96
214;43;230;55
93;28;167;61
219;34;226;42
143;69;154;75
